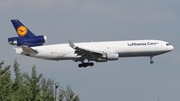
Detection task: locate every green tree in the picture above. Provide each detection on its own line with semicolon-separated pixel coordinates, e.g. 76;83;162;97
0;60;80;101
0;61;10;75
12;59;28;101
0;61;13;101
40;78;54;101
23;65;43;101
59;85;80;101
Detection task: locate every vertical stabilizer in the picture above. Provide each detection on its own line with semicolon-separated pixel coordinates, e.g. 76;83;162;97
11;19;35;37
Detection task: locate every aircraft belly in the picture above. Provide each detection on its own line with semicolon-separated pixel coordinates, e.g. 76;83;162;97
32;51;79;60
119;50;160;57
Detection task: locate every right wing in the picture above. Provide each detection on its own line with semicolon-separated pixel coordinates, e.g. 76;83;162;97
68;40;104;54
68;40;105;61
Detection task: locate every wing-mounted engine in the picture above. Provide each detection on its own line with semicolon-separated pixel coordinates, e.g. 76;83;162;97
96;52;119;62
8;35;47;47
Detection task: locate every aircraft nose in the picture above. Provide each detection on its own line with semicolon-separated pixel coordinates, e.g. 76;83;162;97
171;45;174;50
169;45;174;51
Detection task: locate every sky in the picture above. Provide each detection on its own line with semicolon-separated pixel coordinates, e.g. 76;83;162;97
0;0;180;101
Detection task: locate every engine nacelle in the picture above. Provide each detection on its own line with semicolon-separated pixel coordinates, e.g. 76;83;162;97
8;35;47;47
96;52;119;62
105;52;119;60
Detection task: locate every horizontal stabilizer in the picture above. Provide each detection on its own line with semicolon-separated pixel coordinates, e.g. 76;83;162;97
21;45;38;53
14;48;22;54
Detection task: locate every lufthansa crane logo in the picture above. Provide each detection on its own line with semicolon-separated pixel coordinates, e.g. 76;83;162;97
17;26;27;36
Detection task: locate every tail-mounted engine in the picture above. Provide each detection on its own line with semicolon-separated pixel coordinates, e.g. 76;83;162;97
8;35;47;47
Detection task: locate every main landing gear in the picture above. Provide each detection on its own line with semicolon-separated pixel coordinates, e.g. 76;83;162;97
150;56;154;64
78;62;94;68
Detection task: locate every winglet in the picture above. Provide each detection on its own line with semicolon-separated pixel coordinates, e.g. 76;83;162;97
68;40;76;49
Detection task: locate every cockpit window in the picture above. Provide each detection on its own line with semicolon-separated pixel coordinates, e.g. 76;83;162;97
166;43;170;46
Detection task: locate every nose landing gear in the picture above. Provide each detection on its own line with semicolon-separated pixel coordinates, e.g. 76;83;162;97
150;56;154;64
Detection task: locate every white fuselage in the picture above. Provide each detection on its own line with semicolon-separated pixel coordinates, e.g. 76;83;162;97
16;40;174;61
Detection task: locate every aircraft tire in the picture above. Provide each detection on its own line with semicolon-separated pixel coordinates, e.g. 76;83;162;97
79;63;94;68
83;63;89;67
150;61;154;64
78;64;83;68
89;62;94;66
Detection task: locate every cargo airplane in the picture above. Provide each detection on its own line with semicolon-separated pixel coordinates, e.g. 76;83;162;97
8;20;174;67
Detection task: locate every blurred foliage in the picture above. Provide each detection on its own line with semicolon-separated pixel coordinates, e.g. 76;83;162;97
0;60;80;101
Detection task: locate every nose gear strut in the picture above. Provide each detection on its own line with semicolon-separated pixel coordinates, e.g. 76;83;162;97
150;56;154;64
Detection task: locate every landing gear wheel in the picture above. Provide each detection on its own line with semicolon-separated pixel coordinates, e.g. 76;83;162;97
78;62;94;67
78;64;83;68
89;62;94;66
150;61;154;64
82;63;89;67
